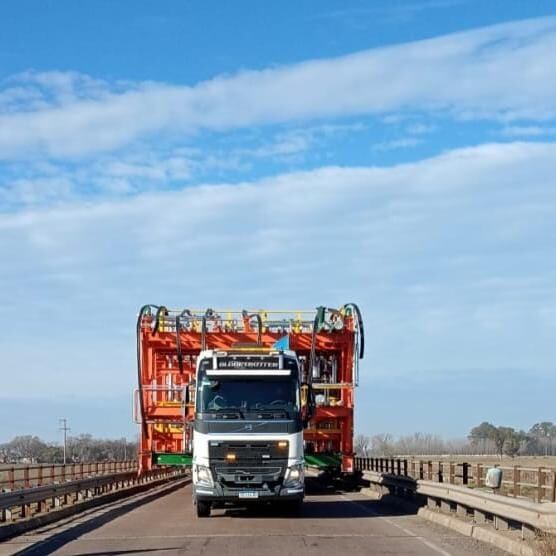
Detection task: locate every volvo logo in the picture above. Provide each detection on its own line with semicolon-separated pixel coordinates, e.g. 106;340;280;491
243;424;253;431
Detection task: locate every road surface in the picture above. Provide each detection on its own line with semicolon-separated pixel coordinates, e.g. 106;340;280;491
1;481;507;555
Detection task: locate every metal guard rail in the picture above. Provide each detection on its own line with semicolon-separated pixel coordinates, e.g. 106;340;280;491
0;467;187;523
355;457;556;503
362;470;556;537
0;460;138;491
356;459;556;537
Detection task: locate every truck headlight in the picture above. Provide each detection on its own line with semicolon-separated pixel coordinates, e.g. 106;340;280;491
195;464;214;487
283;463;304;487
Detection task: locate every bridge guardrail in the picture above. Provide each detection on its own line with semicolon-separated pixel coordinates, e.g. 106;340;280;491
0;460;137;491
356;458;556;538
355;457;556;504
0;467;187;525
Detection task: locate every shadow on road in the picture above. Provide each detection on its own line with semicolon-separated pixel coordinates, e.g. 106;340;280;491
12;482;188;556
216;492;419;520
71;551;176;556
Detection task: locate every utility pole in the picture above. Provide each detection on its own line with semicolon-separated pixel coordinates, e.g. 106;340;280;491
59;419;70;464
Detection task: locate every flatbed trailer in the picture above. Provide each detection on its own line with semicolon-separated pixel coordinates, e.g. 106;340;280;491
134;304;364;475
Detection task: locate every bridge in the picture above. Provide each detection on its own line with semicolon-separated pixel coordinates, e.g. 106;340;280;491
2;459;553;555
0;472;507;556
0;306;552;554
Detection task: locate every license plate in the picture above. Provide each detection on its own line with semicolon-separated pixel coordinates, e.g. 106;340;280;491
238;491;259;499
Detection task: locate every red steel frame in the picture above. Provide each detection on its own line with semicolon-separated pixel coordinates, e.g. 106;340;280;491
135;306;364;474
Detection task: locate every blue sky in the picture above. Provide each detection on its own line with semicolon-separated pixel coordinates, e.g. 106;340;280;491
1;1;555;442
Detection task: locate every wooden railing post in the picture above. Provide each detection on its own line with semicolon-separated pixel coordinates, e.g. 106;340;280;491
462;462;469;485
537;467;544;503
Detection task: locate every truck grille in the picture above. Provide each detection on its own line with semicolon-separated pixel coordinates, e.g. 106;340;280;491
209;441;288;488
211;463;286;488
208;441;287;462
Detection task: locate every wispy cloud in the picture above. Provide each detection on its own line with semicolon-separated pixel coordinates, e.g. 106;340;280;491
232;123;366;161
1;141;555;396
313;0;467;24
406;122;436;135
1;17;556;159
373;137;423;151
499;125;556;137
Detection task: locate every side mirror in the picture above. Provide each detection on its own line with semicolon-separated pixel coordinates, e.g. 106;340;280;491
185;381;196;406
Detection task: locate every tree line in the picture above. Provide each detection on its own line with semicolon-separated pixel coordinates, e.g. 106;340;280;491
355;421;556;458
0;434;136;464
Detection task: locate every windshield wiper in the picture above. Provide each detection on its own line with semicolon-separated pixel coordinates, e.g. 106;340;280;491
252;407;291;419
214;407;243;419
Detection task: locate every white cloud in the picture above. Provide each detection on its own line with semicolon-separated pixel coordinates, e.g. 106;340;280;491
1;17;556;159
0;176;74;206
0;141;555;396
373;137;423;151
406;122;436;135
233;123;366;160
499;125;556;137
314;0;467;24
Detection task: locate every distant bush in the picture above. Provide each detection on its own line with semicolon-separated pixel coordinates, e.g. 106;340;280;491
0;434;136;464
355;421;556;457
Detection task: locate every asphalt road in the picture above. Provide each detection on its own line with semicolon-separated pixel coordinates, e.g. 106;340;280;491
1;481;507;556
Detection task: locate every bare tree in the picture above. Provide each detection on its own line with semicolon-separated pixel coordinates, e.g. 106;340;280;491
371;433;393;456
354;434;370;456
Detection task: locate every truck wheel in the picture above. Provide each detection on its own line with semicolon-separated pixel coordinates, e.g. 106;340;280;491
196;500;211;518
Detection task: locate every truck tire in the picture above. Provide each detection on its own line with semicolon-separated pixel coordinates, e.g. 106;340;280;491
196;500;211;518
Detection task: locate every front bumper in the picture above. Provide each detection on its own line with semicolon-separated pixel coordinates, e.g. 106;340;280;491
194;483;304;503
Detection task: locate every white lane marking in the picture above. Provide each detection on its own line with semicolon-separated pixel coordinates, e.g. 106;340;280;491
341;495;453;556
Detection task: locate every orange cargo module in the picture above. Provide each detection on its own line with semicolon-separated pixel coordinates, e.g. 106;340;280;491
134;305;364;474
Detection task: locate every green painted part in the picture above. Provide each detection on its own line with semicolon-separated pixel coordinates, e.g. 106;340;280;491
154;452;339;469
154;453;192;466
304;453;342;469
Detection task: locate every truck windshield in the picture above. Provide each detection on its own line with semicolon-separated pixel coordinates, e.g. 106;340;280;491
197;376;299;415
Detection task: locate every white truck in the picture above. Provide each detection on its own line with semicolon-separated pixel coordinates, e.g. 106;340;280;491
191;349;307;517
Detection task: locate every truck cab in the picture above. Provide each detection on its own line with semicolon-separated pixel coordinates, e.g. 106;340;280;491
191;349;306;517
